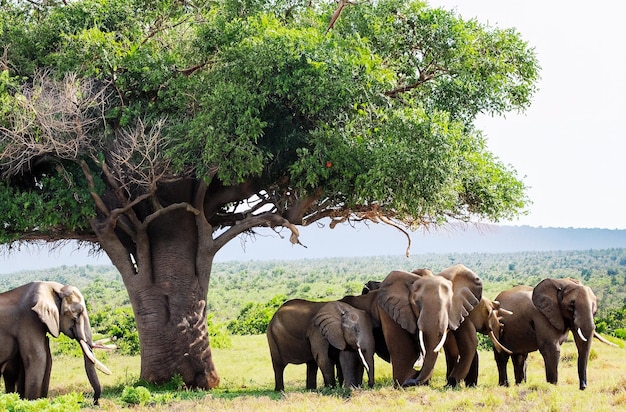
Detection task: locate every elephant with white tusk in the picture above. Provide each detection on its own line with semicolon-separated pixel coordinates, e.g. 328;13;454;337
0;281;111;404
493;278;602;390
308;301;376;388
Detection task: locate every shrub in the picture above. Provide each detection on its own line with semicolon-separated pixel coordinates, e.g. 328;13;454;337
121;386;151;406
227;295;286;335
208;313;232;349
52;334;84;357
0;392;83;411
91;306;140;355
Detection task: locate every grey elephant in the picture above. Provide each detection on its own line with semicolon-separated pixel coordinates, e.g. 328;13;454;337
0;281;111;403
493;278;607;390
444;296;513;386
308;301;375;388
355;275;511;387
267;299;328;391
379;266;483;387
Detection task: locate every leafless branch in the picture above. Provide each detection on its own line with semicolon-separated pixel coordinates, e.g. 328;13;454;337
108;117;173;197
0;71;111;177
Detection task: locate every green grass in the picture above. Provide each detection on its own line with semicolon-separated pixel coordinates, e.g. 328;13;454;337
2;334;626;411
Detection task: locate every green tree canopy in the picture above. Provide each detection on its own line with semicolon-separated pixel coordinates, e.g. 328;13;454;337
0;0;539;388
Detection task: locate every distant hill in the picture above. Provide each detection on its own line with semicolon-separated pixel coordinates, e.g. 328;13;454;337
215;224;626;262
2;225;626;274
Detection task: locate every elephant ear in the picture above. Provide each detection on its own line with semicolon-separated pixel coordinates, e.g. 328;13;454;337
438;265;483;330
31;283;61;337
532;278;565;331
378;270;426;334
313;302;348;350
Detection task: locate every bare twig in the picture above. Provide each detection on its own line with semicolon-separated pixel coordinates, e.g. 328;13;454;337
0;71;111;177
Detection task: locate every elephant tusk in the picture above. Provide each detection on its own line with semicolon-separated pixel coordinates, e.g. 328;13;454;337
94;358;112;375
433;329;448;353
499;308;514;316
577;328;588;342
594;331;619;347
80;340;113;375
358;347;370;373
419;330;426;355
489;330;513;354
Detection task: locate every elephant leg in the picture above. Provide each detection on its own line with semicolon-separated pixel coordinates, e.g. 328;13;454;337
316;356;336;388
494;349;510;387
379;309;419;386
305;360;319;390
335;361;344;387
447;328;478;387
465;351;479;387
19;335;52;400
41;339;52;398
2;356;23;394
512;353;528;385
444;335;460;385
538;343;560;385
329;346;343;387
271;359;286;391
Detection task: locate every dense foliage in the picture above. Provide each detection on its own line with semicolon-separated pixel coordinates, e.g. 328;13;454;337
0;0;538;243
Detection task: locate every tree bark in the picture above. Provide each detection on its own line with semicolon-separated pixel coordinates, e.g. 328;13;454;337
90;178;220;389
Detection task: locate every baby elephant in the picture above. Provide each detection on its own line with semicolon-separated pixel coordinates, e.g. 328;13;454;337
308;301;376;389
267;299;375;391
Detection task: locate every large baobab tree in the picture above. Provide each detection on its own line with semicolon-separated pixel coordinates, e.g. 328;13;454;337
0;0;539;388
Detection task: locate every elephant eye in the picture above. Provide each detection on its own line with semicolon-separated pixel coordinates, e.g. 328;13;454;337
569;301;575;311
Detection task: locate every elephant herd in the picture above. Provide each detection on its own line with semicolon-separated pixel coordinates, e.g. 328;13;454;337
267;264;614;392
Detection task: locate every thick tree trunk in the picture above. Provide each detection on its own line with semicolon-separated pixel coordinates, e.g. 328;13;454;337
84;166;297;390
90;178;221;389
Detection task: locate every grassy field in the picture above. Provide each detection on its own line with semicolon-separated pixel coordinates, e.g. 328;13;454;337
5;334;620;411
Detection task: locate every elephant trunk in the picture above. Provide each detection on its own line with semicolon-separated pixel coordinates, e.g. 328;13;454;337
83;352;102;405
75;313;112;404
403;317;447;387
573;312;595;390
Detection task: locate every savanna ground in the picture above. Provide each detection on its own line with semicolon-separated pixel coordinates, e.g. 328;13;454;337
5;334;624;411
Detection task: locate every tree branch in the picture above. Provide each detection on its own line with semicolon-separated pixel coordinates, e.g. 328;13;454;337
212;212;302;253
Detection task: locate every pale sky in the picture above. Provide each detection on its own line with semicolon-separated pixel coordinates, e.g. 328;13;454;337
2;1;625;273
428;0;626;230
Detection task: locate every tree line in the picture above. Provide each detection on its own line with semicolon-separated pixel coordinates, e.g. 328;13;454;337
1;248;625;353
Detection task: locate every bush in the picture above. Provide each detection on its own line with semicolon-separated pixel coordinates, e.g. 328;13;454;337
91;307;140;355
52;334;84;357
208;313;232;349
121;386;151;406
227;295;286;335
0;392;83;411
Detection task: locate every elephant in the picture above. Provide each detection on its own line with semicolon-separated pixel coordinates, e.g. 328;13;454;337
443;297;513;387
267;298;376;391
308;301;375;388
343;265;483;387
0;281;111;403
267;299;331;391
379;265;483;387
493;278;602;390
